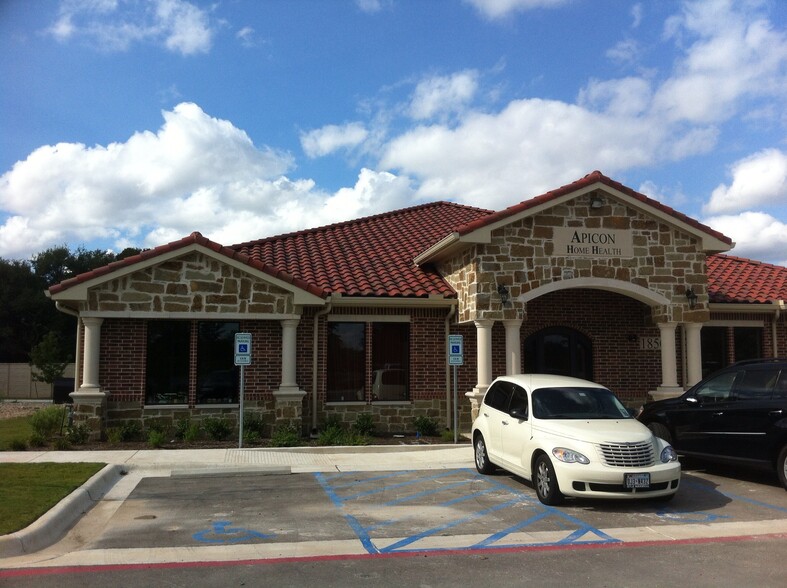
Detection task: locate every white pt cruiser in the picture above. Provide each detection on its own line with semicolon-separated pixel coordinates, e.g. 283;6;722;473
471;374;681;505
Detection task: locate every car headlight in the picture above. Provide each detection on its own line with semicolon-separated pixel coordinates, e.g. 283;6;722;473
552;447;590;464
660;445;678;463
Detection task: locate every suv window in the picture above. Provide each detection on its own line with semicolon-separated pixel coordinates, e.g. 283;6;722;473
772;371;787;399
734;369;780;401
509;385;528;416
694;370;739;403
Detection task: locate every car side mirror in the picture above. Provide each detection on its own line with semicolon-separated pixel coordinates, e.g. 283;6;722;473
510;407;528;420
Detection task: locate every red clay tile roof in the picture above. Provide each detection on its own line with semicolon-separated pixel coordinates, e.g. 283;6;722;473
232;201;492;298
51;173;785;304
707;254;787;304
47;231;326;298
454;171;733;247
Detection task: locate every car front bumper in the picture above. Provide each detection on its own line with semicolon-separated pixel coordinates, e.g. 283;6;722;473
552;460;681;500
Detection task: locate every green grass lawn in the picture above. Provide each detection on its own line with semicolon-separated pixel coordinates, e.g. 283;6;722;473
0;462;105;535
0;415;33;450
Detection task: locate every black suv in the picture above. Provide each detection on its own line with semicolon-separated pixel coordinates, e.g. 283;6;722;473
638;358;787;490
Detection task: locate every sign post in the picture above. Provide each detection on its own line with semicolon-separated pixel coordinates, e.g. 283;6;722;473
234;333;252;448
448;335;463;444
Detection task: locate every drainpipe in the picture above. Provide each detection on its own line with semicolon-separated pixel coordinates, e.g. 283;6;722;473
311;297;332;435
444;304;456;430
56;302;81;394
774;300;785;357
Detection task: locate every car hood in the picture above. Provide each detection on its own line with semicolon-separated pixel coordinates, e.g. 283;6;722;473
532;418;653;444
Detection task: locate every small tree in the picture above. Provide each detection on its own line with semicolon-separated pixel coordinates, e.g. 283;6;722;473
29;331;70;385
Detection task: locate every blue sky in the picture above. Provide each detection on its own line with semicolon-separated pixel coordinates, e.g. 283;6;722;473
1;0;785;265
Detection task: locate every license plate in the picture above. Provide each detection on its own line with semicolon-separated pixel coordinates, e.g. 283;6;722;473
625;473;651;489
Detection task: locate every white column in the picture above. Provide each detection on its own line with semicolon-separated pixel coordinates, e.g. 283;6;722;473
277;318;300;393
503;319;523;375
657;322;681;393
685;322;703;387
473;319;495;395
80;317;104;392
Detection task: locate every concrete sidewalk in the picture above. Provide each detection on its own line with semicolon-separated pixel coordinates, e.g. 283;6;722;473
0;444;474;559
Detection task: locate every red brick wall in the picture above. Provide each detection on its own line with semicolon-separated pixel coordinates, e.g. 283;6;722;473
99;319;145;404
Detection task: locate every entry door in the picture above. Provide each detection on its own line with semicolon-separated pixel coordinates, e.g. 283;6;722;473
524;327;593;380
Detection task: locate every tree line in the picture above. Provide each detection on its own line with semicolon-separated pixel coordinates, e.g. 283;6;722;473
0;246;141;365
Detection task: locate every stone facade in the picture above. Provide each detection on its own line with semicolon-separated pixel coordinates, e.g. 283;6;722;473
439;190;709;325
85;252;294;315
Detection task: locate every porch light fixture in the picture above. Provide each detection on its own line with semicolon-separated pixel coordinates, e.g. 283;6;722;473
590;194;604;209
685;286;698;309
497;284;510;305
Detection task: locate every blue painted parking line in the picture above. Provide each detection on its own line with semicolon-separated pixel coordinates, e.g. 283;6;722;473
314;469;619;554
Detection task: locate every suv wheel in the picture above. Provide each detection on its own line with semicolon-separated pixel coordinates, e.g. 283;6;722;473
778;445;787;491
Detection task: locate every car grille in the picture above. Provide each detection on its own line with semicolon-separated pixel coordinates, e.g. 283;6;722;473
597;441;654;467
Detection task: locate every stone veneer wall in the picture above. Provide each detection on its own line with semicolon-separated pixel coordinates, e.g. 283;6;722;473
439;191;710;325
320;399;473;435
85;252;294;315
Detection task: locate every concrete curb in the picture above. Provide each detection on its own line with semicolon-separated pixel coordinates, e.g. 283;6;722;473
0;463;124;558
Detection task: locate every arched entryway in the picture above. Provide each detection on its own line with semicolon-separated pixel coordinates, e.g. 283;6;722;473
524;326;593;380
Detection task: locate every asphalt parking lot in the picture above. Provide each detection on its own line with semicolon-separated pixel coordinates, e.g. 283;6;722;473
82;459;787;555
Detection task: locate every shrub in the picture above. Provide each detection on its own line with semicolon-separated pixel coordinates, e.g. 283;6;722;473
52;437;71;450
28;432;48;447
243;412;267;437
183;422;201;442
9;438;27;451
28;406;66;439
119;421;143;442
318;419;370;446
243;429;261;445
351;413;375;436
147;429;166;448
270;423;301;447
441;429;456;442
413;415;439;437
174;418;191;440
106;427;123;444
202;417;232;441
66;423;90;445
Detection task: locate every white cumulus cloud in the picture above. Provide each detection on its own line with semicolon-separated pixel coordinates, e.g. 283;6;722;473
464;0;569;20
300;123;369;158
705;149;787;214
703;211;787;266
408;71;479;121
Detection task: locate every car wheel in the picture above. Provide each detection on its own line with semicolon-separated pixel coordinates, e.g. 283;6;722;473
474;434;495;475
534;454;564;506
648;422;672;444
777;445;787;491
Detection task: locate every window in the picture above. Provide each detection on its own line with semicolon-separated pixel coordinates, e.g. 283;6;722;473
694;370;739;403
735;369;780;401
327;320;410;402
734;328;762;362
327;323;365;402
196;322;239;404
146;321;190;405
371;322;409;401
483;381;513;411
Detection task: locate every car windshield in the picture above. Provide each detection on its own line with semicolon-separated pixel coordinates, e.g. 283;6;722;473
532;387;631;420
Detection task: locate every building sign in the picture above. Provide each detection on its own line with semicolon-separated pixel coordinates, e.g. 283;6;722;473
553;227;634;258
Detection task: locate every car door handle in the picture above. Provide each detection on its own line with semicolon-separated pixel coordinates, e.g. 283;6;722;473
769;410;783;417
502;420;509;426
713;412;724;416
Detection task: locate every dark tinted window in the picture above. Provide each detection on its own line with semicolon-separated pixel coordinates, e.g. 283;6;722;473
371;322;409;401
774;372;787;399
196;322;239;404
735;369;780;401
509;385;528;417
146;321;190;405
327;322;365;402
694;370;738;402
483;381;513;411
532;387;629;419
